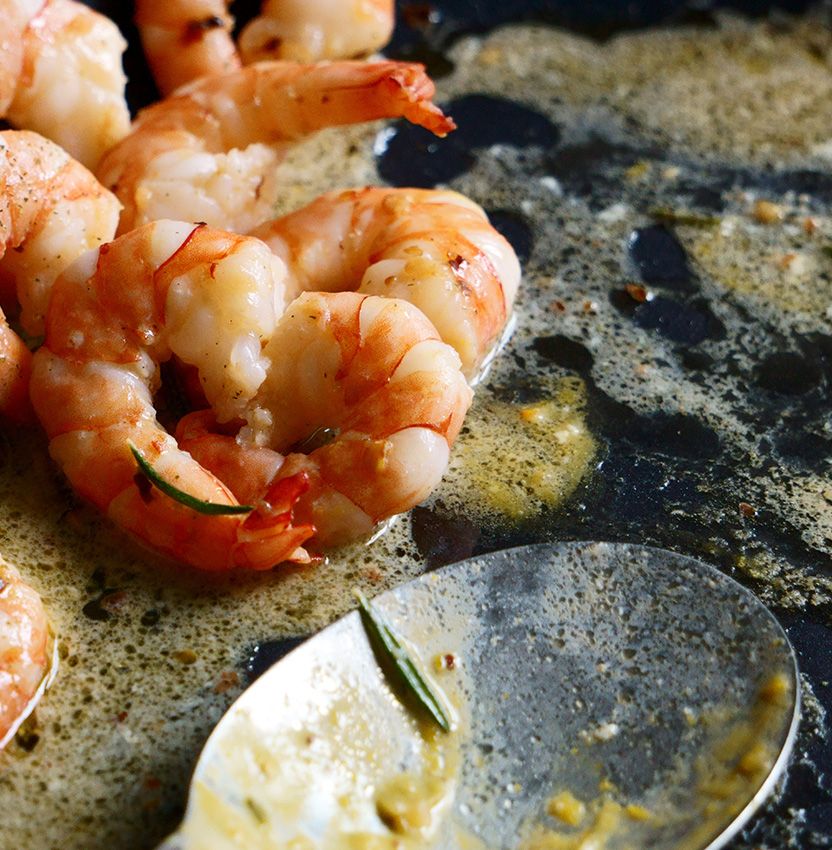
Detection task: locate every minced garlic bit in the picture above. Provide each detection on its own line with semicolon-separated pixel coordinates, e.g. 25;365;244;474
759;672;790;703
752;200;784;225
625;803;651;821
547;791;586;826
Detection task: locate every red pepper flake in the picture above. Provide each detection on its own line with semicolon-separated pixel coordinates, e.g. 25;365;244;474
776;252;798;271
213;670;240;694
738;501;757;518
364;566;382;583
435;652;458;672
99;590;129;613
625;283;649;303
449;254;467;275
143;776;162;790
116;711;128;723
550;300;567;313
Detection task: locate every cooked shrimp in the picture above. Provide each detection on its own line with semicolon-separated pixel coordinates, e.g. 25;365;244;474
2;0;130;169
96;60;455;235
30;220;470;570
0;559;51;750
239;0;395;65
184;290;472;547
134;0;241;97
0;310;33;425
0;130;121;337
135;0;394;95
251;187;521;378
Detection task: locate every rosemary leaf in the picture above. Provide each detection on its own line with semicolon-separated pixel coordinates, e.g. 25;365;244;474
649;207;719;228
355;590;451;733
128;442;253;516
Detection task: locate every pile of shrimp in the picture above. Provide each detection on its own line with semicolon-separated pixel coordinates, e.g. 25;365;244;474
0;0;522;746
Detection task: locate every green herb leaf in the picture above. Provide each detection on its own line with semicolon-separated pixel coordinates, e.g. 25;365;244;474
291;426;338;454
244;796;268;824
128;442;253;516
649;207;719;228
355;590;452;733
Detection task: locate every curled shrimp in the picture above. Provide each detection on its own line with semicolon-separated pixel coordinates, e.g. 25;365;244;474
238;0;395;65
0;559;51;750
96;60;455;235
0;130;120;421
251;187;522;378
30;220;471;570
1;0;130;169
0;131;120;334
134;0;241;97
0;312;33;425
134;0;395;96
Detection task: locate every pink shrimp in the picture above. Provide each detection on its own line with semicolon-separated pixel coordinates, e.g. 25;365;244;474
0;311;33;424
96;60;455;235
134;0;241;97
1;0;129;169
250;187;522;378
30;220;471;570
0;560;51;750
134;0;396;96
0;130;120;422
238;0;396;65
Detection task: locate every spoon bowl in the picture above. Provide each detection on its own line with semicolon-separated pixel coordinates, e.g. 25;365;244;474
159;541;800;849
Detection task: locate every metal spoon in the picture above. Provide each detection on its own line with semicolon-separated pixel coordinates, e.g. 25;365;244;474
158;541;800;849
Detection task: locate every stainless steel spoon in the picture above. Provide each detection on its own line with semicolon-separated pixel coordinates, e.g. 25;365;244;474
158;541;800;850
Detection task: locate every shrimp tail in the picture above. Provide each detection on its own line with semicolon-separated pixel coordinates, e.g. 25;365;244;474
175;411;316;567
236;471;315;569
378;63;456;137
97;60;455;234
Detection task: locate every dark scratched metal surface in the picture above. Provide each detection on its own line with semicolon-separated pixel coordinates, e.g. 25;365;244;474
87;0;831;847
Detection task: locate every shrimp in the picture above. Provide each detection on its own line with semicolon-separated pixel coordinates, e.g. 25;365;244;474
238;0;395;65
134;0;241;97
250;187;522;378
135;0;394;96
96;60;455;235
1;0;130;169
0;559;51;750
30;220;471;570
0;311;33;425
0;130;121;337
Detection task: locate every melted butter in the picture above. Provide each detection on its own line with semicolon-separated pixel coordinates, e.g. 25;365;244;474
451;14;832;167
523;797;627;850
514;673;791;850
684;212;832;316
175;643;463;849
434;377;596;522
